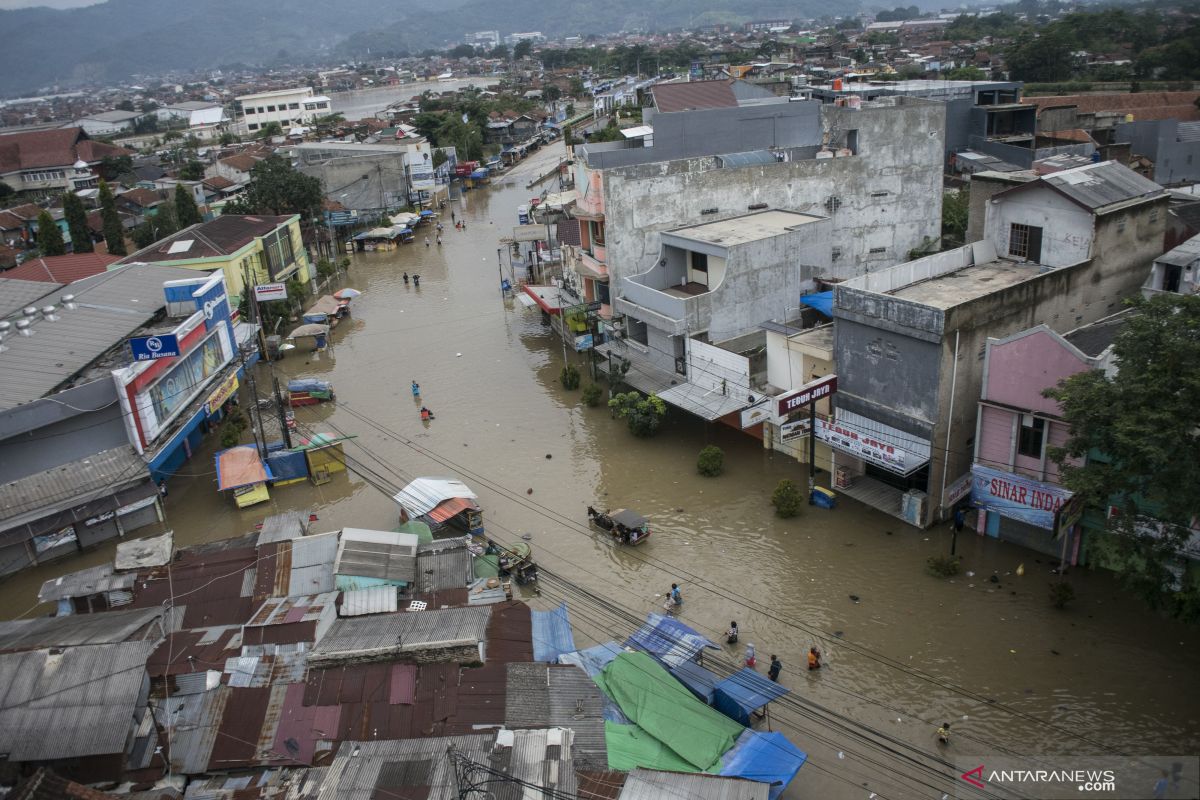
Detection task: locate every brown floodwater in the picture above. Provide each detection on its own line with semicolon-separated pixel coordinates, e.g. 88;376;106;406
3;144;1197;799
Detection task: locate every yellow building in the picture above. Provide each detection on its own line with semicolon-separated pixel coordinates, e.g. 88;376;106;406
116;214;311;298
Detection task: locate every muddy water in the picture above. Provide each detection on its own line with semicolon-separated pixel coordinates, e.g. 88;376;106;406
329;77;500;120
3;143;1197;798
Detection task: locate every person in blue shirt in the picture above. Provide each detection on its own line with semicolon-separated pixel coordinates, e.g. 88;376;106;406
411;380;420;397
768;655;782;682
670;584;682;607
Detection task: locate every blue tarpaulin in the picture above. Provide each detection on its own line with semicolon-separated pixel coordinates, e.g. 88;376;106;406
532;602;576;662
720;729;807;800
713;667;791;726
470;168;489;179
669;659;722;704
799;291;833;317
266;449;308;483
625;613;719;668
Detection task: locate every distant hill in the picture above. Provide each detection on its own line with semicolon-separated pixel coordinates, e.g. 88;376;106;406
0;0;844;96
0;0;464;96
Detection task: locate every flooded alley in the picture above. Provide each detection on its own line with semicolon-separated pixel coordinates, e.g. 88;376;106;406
3;144;1197;799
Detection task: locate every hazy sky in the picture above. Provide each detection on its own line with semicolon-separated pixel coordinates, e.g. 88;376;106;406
0;0;100;8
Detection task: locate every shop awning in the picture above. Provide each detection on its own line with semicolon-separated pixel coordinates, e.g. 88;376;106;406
713;668;790;726
393;477;478;517
656;381;749;421
719;729;807;800
515;292;538;308
306;295;341;316
521;284;567;315
215;446;271;490
625;612;719;668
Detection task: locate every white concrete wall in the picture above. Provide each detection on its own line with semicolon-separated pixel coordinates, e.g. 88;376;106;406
983;188;1094;267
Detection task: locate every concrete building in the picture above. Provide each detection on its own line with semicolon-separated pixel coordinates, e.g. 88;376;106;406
1144;233;1200;297
74;109;145;136
827;161;1167;527
1116;119;1200;187
763;321;836;470
117;214;312;297
235;87;331;135
464;30;501;49
291;141;413;216
154;100;230;141
0;127;132;196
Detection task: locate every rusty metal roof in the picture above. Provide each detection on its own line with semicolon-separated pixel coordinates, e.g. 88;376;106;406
414;536;472;593
309;606;492;666
315;735;494;800
504;663;608;771
161;686;229;774
0;605;170;653
486;601;534;664
257;510;312;546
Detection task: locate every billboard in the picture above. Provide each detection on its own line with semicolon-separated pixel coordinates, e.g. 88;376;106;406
129;334;180;362
971;464;1073;530
147;330;226;422
407;146;436;190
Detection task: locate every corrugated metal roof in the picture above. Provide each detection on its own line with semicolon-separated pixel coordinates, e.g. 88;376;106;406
315;735;494;800
4;446;151;532
38;561;136;603
162;686;229;774
287;533;338;597
114;529;174;570
415;536;472;592
494;727;579;797
619;769;770;800
0;276;62;317
0;263;203;410
1156;233;1200;267
1177;121;1200;142
334;529;417;584
339;586;398;616
505;663;608;771
1039;160;1164;211
309;606;492;665
0;640;156;761
257;510;312;546
0;605;167;653
392;477;478;517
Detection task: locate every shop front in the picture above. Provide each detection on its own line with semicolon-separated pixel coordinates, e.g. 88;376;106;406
822;409;933;526
970;463;1078;560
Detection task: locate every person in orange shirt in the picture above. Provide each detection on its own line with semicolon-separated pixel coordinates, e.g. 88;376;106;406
807;646;822;670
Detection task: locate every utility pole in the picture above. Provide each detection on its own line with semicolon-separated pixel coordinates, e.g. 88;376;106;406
240;344;268;459
808;401;817;495
496;247;504;293
273;376;292;449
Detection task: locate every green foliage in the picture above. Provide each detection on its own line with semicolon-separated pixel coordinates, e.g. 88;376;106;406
0;181;13;200
36;210;65;256
1046;294;1200;620
230;155;324;220
218;131;240;146
257;121;283;140
62;191;92;253
174;184;202;227
543;85;562;103
98;180;126;256
875;5;918;21
771;479;804;518
942;189;968;244
98;155;133;182
179;159;205;181
432;148;449;169
131;202;179;249
608;391;667;438
489;43;509;59
513;40;533;59
926;555;961;578
944;66;986;81
219;407;248;448
697;445;724;477
586;118;623;144
581;383;602;407
447;44;476;59
560;363;581;390
1049;581;1075;610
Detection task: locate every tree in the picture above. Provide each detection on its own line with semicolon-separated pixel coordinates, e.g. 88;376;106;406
608;391;667;437
174;184;202;228
98;180;126;255
99;154;133;181
36;210;66;256
448;43;476;59
115;99;136;112
489;44;510;59
543;85;562;103
1045;294;1200;620
771;479;804;518
586;118;623;143
62;191;93;253
131;203;178;249
944;66;986;81
218;131;240;146
432;148;449;169
513;40;533;60
1006;26;1075;83
941;188;968;243
697;446;724;477
234;154;324;220
0;181;14;201
257;121;283;140
179;160;205;181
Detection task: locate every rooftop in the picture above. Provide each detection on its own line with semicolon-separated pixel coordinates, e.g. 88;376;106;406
119;214;296;264
0;262;200;410
0;275;63;317
889;259;1041;309
1063;309;1135;357
3;252;121;283
1;445;150;532
651;79;739;113
1034;160;1164;212
0;127;132;173
667;209;823;248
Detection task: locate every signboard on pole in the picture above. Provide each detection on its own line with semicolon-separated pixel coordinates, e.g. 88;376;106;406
206;373;240;414
129;334;180;362
254;282;288;302
574;333;594;351
739;398;772;429
776;374;837;418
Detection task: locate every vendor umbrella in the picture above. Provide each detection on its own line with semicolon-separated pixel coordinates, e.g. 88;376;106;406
288;323;330;339
334;288;362;300
419;210;435;217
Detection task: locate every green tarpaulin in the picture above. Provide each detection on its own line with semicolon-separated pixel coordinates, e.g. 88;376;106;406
474;553;500;579
604;722;713;773
395;519;434;545
595;651;743;771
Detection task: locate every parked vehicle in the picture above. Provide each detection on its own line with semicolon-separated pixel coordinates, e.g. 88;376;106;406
587;506;651;545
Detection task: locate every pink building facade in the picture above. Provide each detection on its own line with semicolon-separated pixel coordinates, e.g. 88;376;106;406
972;326;1092;560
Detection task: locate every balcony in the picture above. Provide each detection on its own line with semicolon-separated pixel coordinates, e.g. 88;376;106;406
579;250;608;280
616;279;689;336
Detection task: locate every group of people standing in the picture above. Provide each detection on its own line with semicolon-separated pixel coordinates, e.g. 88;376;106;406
411;380;434;421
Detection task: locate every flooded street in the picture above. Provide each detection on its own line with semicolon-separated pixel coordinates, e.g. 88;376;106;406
3;143;1198;798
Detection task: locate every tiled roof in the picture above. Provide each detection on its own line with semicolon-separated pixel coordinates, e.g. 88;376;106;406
0;128;133;173
3;252;120;283
119;187;165;208
119;214;295;264
652;79;739;113
202;175;236;190
1027;91;1200;122
218;153;262;173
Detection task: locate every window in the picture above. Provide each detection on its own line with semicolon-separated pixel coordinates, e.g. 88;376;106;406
690;252;708;273
869;246;886;254
1149;208;1159;223
267;105;276;112
289;102;299;110
248;123;259;131
1008;223;1043;261
256;107;266;114
317;101;329;109
1017;415;1045;458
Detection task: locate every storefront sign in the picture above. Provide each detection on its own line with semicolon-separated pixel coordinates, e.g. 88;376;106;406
205;372;240;414
129;334;180;362
117;496;159;516
34;526;77;554
945;471;973;506
740;398;772;429
780;418;810;441
574;334;593;351
817;416;920;474
84;510;116;527
1054;493;1085;540
254;282;288;302
776;375;837;417
971;464;1073;530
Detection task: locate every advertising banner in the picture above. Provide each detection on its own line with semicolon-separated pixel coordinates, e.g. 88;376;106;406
129;334;180;362
254;283;287;302
776;375;837;418
817;417;922;475
205;373;239;414
971;464;1073;530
